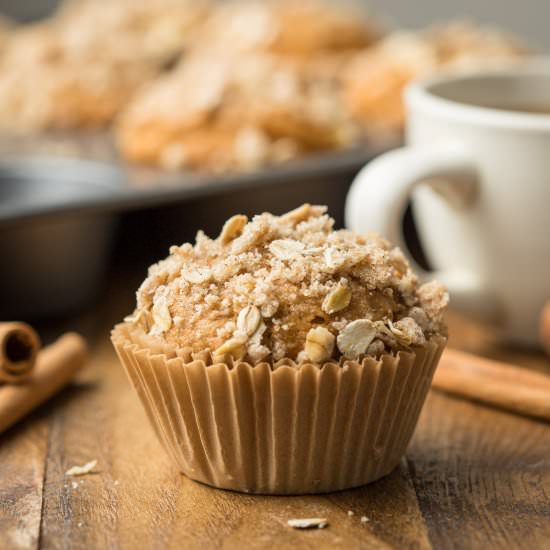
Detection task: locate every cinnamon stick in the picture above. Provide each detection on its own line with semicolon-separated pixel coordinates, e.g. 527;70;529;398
0;332;88;434
433;348;550;422
539;301;550;357
0;322;41;384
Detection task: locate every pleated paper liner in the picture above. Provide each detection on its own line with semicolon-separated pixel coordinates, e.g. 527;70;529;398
111;323;446;494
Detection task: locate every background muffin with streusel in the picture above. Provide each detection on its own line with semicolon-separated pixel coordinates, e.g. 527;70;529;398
112;205;448;494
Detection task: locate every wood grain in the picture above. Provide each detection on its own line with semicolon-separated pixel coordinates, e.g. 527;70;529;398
408;391;550;550
1;297;550;549
0;415;49;549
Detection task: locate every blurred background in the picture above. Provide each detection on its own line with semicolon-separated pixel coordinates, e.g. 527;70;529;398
0;0;544;321
1;0;548;48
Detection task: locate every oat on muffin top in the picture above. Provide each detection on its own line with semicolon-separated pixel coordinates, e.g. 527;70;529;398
126;204;448;363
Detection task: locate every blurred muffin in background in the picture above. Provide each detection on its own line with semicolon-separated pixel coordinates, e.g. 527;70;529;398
0;23;151;130
429;21;529;69
0;14;14;51
0;0;210;132
343;21;528;133
116;0;378;171
0;0;532;172
343;32;438;134
55;0;210;68
116;53;359;172
194;0;380;58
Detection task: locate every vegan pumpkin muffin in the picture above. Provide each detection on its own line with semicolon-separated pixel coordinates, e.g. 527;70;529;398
112;205;448;493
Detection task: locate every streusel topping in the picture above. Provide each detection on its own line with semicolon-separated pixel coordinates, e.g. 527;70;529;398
127;205;448;363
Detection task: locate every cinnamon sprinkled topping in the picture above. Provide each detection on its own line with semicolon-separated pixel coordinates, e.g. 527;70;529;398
127;204;448;362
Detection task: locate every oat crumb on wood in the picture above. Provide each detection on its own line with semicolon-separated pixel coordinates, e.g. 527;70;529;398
65;459;98;477
287;518;329;529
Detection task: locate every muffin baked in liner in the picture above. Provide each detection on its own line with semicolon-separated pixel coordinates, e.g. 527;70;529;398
111;322;445;494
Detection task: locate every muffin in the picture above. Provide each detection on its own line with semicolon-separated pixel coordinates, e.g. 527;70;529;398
0;24;152;131
343;32;438;133
0;0;210;131
55;0;211;68
111;205;448;493
193;0;379;58
116;53;358;171
343;21;528;132
429;21;529;70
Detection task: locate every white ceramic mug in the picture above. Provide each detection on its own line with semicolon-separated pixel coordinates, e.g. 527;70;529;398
346;62;550;345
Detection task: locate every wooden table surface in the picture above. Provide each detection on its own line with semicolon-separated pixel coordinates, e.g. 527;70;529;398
1;282;549;550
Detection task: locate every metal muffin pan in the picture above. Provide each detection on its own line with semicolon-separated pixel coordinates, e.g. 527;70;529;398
0;135;389;319
0;157;123;319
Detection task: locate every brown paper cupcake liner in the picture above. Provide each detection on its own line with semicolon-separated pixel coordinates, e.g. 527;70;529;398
111;323;446;494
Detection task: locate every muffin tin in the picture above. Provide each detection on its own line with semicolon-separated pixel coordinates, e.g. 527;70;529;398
0;134;388;318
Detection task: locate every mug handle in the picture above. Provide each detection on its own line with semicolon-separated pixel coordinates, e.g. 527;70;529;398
345;143;501;322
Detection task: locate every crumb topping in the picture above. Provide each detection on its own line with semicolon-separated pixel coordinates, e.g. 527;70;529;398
126;204;448;363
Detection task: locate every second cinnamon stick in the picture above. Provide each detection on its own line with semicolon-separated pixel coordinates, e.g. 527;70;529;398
433;348;550;422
